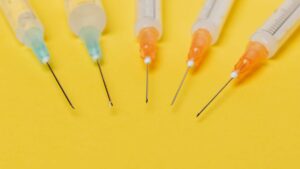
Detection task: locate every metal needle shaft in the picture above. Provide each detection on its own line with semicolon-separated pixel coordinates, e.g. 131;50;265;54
171;67;190;106
97;61;113;107
47;63;75;109
146;64;149;104
196;77;234;118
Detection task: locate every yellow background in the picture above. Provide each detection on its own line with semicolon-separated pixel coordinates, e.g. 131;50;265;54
0;0;299;168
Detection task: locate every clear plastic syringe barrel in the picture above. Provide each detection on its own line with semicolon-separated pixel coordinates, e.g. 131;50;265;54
135;0;162;63
192;0;235;44
0;0;49;63
251;0;300;57
187;0;234;68
232;0;300;79
65;0;106;61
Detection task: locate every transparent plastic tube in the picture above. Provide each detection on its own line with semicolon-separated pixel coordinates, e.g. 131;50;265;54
65;0;106;61
232;0;300;79
188;0;235;68
135;0;162;64
193;0;235;44
0;0;49;63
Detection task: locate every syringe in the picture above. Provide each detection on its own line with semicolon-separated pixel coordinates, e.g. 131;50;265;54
197;0;300;117
0;0;74;109
65;0;113;107
135;0;162;103
171;0;235;105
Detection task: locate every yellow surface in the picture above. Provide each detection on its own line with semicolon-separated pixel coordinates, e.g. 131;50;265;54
0;0;299;168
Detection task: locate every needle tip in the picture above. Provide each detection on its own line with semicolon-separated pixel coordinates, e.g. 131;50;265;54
146;98;149;104
109;101;114;107
170;102;175;106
